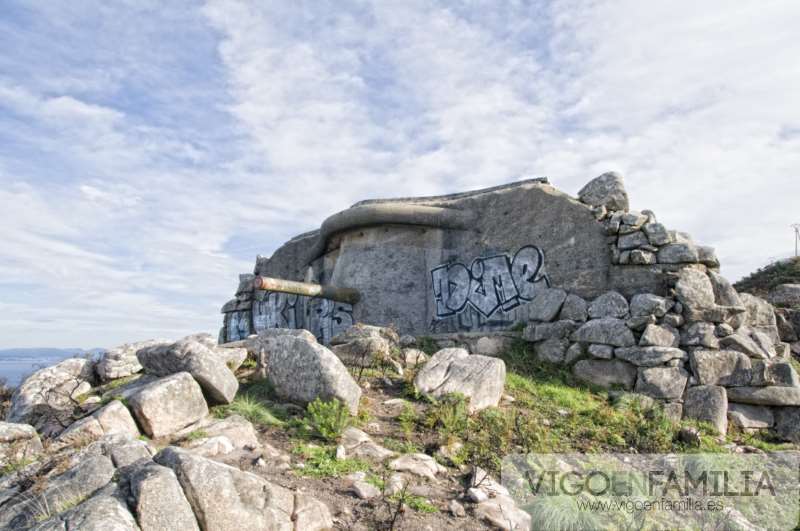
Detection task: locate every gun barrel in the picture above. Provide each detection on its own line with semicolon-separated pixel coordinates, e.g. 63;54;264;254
253;276;361;305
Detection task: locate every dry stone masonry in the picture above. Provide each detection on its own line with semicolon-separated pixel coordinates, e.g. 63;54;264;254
220;172;800;440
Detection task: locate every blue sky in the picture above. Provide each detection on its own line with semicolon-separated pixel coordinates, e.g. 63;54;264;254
1;0;799;348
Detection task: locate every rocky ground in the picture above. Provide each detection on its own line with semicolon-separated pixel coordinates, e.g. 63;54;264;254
1;316;799;530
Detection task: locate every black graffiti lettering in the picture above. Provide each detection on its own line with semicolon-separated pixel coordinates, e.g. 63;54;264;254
431;245;550;320
469;255;520;317
511;245;548;301
431;263;470;317
252;291;354;344
227;311;251;342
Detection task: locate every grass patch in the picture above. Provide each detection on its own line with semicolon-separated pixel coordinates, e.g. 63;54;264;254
240;357;257;369
1;456;35;476
736;429;795;452
382;437;423;454
452;349;694;475
103;374;139;392
212;394;285;428
101;394;129;407
211;379;291;428
391;492;438;513
185;429;208;442
292;444;369;478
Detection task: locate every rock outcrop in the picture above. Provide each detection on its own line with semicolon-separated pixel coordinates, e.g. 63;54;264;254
7;357;95;436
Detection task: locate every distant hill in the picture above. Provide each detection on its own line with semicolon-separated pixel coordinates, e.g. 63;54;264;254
733;257;800;298
0;347;105;386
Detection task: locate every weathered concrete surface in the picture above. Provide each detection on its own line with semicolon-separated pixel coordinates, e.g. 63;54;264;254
225;178;679;340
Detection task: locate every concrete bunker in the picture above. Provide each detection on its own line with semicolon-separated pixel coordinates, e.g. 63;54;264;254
220;173;714;343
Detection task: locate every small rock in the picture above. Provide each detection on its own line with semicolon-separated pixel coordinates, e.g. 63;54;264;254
630;294;673;318
389;453;446;481
679;426;701;446
559;294;588;322
588;292;630;319
643;222;671;246
475;336;510;357
614;347;686;367
449;499;466;517
466;487;488;503
588;344;614;359
402;348;428;368
639;324;679;348
658;242;700;263
571;318;636;347
728;403;774;430
681;322;719;348
0;422;43;469
351;480;380;500
534;338;569;364
675;269;716;310
715;323;735;337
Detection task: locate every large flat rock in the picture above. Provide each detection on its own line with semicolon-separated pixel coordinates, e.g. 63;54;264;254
727;386;800;406
414;348;506;412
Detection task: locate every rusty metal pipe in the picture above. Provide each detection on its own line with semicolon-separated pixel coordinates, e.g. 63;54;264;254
253;276;361;305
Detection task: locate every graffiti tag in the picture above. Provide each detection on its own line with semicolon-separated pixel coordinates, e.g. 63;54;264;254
431;245;549;320
251;291;354;344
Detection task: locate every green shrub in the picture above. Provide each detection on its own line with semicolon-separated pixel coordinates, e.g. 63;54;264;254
424;393;469;444
462;407;516;472
416;336;439;355
397;403;418;439
305;398;351;442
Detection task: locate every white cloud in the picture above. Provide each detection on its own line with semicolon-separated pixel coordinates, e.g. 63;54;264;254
0;0;798;348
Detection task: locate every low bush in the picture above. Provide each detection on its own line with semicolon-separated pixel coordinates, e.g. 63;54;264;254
305;398;351;442
424;393;469;444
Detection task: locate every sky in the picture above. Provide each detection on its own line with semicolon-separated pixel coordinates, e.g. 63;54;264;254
1;0;799;349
